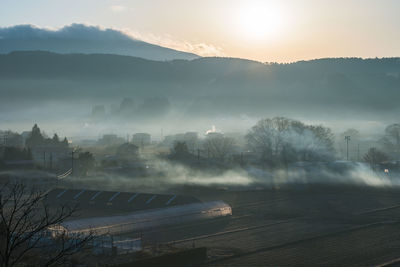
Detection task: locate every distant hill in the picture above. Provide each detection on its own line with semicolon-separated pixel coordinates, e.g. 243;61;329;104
0;24;199;61
0;51;261;81
1;51;400;124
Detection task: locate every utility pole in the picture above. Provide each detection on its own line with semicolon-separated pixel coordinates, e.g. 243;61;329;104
50;153;53;171
345;136;351;161
71;150;75;176
2;133;7;146
43;151;46;168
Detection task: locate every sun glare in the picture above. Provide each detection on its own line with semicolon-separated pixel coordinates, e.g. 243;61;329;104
234;1;285;42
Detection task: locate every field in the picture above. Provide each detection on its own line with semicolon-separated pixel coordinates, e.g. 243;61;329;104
134;184;400;266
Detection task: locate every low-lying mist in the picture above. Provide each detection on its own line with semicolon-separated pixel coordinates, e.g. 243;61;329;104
1;159;397;195
48;160;400;194
0;99;388;143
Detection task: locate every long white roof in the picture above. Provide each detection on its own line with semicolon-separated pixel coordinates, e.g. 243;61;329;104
59;200;231;234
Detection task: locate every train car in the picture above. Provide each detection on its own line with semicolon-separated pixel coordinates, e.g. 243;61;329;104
49;200;232;236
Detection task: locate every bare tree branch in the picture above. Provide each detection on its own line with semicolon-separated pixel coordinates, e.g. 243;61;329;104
0;182;93;267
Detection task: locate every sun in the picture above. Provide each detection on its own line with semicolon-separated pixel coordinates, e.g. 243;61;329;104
234;1;284;41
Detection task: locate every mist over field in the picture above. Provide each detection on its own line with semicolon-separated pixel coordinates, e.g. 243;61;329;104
2;159;397;195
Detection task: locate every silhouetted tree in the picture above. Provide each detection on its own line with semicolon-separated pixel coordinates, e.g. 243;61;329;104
173;142;189;156
0;131;23;147
363;147;388;165
78;152;95;176
24;125;68;149
3;147;32;161
0;182;93;267
116;143;139;161
305;125;334;160
25;124;44;148
182;132;199;152
62;137;69;147
381;124;400;158
246;117;334;167
203;134;235;161
52;133;59;144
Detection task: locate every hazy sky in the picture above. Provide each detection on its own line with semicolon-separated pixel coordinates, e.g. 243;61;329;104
1;0;400;62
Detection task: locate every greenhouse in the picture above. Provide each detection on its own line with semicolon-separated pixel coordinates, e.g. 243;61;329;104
49;201;232;236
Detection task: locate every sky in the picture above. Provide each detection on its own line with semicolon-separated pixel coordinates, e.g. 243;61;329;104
1;0;400;62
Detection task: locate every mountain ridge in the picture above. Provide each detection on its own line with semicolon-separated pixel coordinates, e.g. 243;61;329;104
1;51;399;122
0;24;199;61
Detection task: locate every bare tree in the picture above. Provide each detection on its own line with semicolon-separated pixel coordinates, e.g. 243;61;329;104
381;124;400;158
0;182;92;267
246;117;334;166
173;141;190;156
245;117;290;164
363;147;388;166
78;151;95;176
305;125;335;160
203;134;235;161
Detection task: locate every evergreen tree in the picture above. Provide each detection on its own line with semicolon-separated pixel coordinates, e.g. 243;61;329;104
25;124;44;148
52;133;60;144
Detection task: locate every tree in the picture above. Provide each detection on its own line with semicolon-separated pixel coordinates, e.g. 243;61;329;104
3;147;32;161
203;134;235;161
62;137;69;147
24;125;68;149
246;117;290;165
173;141;189;157
0;182;92;267
25;124;44;148
116;143;139;158
305;125;334;161
363;147;389;165
52;134;60;144
182;132;199;153
0;131;23;148
78;152;95;176
381;124;400;158
246;117;334;167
